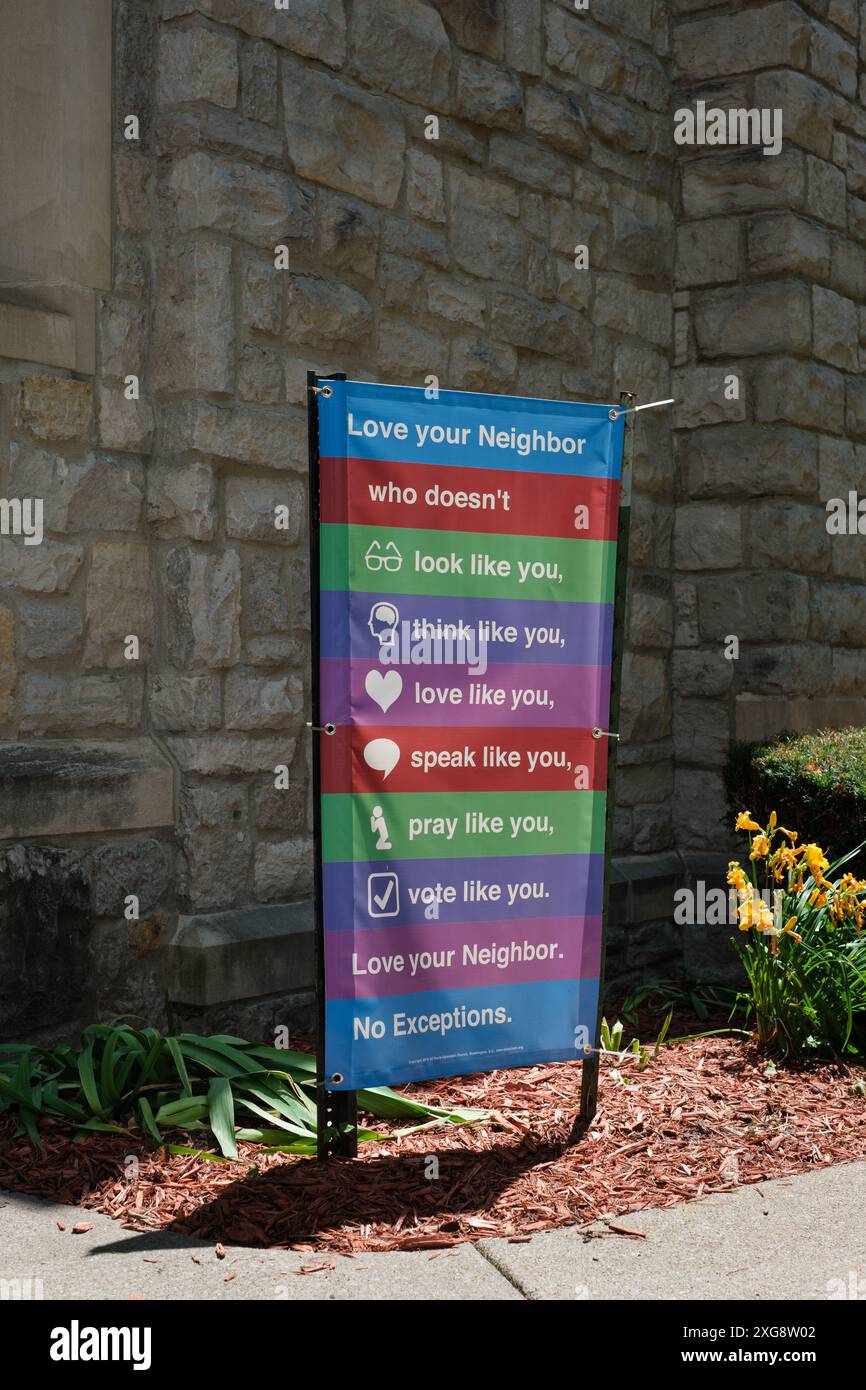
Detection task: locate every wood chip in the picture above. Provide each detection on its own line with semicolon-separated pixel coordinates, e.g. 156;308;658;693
1;1022;864;1256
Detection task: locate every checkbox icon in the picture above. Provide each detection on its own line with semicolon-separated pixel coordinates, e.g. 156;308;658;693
367;871;399;918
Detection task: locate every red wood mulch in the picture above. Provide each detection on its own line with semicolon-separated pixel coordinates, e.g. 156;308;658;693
1;1032;865;1253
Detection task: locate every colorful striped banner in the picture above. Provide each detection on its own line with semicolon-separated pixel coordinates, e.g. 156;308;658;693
315;381;623;1090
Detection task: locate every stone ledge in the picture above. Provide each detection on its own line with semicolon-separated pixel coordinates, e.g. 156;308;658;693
0;739;175;840
166;900;315;1006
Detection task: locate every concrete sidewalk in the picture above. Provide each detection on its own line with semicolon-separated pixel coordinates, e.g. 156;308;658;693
2;1160;865;1300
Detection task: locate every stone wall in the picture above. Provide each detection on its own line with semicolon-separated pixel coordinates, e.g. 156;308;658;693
671;0;866;859
1;0;863;1036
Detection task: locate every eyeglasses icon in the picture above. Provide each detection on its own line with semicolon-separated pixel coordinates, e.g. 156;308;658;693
364;540;403;573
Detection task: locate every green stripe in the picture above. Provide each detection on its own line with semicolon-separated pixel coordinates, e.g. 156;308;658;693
322;791;606;862
321;524;615;604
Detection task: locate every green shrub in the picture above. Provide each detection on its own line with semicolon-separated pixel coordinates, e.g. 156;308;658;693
725;728;866;871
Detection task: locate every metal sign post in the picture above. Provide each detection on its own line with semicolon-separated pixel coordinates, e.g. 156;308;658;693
308;369;358;1160
578;390;636;1128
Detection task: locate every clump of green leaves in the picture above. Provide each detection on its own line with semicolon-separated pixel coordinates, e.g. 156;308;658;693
600;1009;673;1080
0;1024;486;1159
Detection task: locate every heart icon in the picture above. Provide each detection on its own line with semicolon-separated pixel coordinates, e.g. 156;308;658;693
365;669;403;713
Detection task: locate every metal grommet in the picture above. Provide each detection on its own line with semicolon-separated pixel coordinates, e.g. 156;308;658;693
329;1072;344;1085
583;1044;594;1056
306;721;336;735
321;384;333;398
591;727;603;739
608;408;619;420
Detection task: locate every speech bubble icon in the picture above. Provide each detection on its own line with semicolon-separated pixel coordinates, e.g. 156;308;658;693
363;737;401;781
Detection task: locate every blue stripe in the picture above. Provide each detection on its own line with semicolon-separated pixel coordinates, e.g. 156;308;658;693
325;978;599;1089
319;380;623;479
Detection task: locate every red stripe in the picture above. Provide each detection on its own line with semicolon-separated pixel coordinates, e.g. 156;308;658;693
320;725;607;794
320;456;619;540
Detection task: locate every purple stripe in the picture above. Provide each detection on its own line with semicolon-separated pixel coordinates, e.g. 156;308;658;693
325;916;601;998
322;853;604;929
321;658;610;727
320;590;613;667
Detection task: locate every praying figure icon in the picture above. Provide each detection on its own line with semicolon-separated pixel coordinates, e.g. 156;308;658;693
370;804;392;851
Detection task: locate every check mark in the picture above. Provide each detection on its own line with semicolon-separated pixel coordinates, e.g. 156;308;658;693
373;881;394;911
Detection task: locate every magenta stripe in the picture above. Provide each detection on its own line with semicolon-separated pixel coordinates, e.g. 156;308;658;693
325;915;601;998
320;659;610;727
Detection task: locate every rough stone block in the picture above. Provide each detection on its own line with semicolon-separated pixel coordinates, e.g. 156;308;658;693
594;275;671;348
748;501;831;575
18;599;83;662
406;148;446;223
158;23;238;108
147;461;216;541
225;476;304;542
152;240;233;393
450;200;524;281
161;0;347;68
83;541;154;668
318;191;380;280
682;147;805;219
812;286;859;370
285;274;371;346
225;673;303;731
671;366;746;429
282;61;406;207
674;2;810;77
696;574;811;642
8;445;144;533
545;6;625;88
490;289;585;358
92;839;172;917
240;38;278;124
97;386;154;454
254;837;313;901
0;539;83;594
676;218;740;288
746;213;830;280
693;283;810;357
161;401;307;471
674;503;742;570
99;297;148;380
149;673;221;733
179;781;250;911
163;547;241;669
620;652;671;740
809;20;857;96
349;0;450;108
166;900;314;1005
20;674;144;735
681;424;818;499
15;376;93;445
753;358;845;431
164;150;314;245
449;335;517;392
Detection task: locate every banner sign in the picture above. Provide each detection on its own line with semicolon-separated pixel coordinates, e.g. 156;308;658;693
315;381;625;1091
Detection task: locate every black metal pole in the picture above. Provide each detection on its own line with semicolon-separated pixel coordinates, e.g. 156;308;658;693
577;390;636;1130
308;369;358;1160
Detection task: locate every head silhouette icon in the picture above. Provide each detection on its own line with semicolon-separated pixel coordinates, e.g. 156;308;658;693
368;601;399;645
